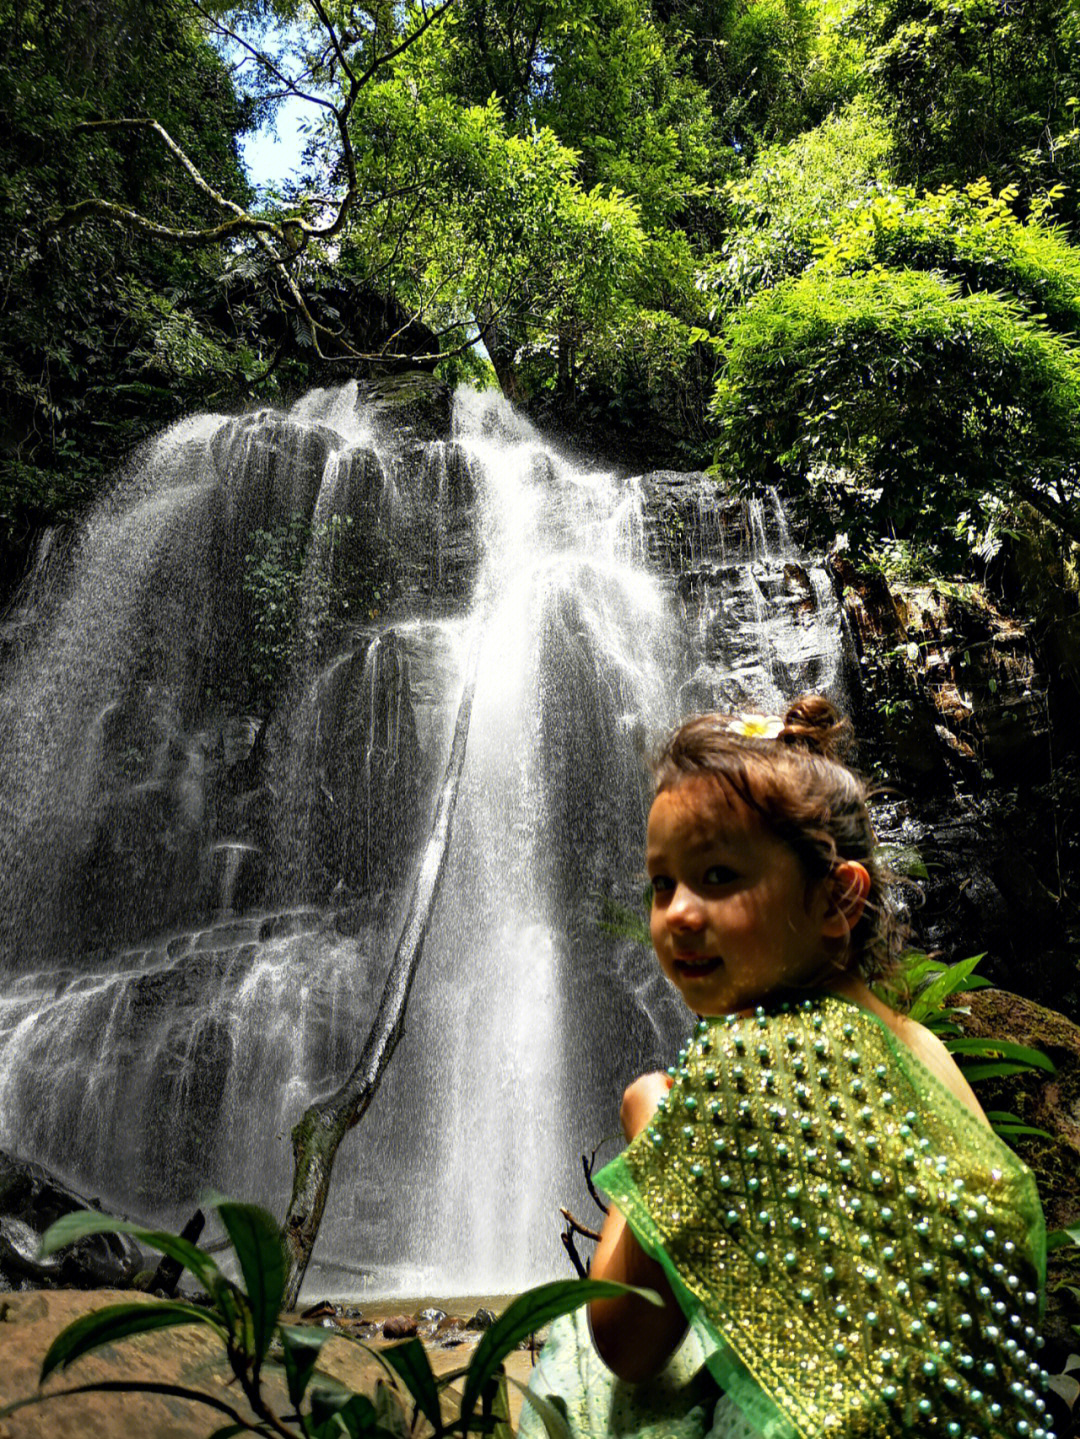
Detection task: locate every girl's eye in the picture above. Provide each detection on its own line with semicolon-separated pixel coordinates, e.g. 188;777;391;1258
704;866;737;884
650;875;674;896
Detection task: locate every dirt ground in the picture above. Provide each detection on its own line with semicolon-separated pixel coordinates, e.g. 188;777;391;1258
0;1289;539;1438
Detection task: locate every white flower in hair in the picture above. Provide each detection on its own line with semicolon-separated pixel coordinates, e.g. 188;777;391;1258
727;713;784;740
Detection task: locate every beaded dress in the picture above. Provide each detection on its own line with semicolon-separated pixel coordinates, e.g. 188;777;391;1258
520;995;1050;1439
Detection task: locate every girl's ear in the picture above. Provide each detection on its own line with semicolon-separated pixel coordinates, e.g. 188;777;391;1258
820;861;871;939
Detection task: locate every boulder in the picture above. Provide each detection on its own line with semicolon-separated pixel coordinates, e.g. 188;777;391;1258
954;989;1080;1352
0;1150;142;1291
381;1313;419;1339
359;373;453;448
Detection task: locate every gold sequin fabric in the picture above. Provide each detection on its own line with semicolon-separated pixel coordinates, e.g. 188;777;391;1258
595;996;1050;1439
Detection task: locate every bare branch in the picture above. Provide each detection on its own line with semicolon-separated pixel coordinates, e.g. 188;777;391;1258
308;0;358;85
583;1145;610;1216
189;0;337;112
48;195;282;246
559;1206;601;1243
560;1226;589;1278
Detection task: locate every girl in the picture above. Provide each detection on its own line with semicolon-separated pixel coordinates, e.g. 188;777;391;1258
521;697;1050;1439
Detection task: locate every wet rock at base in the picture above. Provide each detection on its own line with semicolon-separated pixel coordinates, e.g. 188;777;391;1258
382;1313;419;1338
466;1307;497;1330
0;1149;142;1290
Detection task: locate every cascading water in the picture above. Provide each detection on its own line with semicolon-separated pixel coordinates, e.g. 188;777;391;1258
0;382;843;1296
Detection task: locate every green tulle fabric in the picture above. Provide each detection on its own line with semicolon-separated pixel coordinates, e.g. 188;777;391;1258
595;995;1049;1439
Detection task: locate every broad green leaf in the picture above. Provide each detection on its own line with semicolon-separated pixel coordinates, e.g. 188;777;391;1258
38;1211;223;1294
947;1038;1055;1072
484;1368;513;1439
961;1061;1043;1082
309;1388;393;1437
40;1301;227;1383
908;956;987;1022
459;1279;660;1429
215;1201;287;1364
1047;1225;1080;1250
280;1323;334;1409
377;1336;442;1434
988;1120;1054;1141
372;1378;410;1438
504;1376;572;1439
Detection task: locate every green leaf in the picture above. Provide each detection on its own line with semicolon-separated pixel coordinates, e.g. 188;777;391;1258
458;1280;660;1430
907;955;987;1023
1047;1224;1080;1251
482;1367;513;1439
214;1202;287;1364
504;1377;572;1439
372;1378;410;1438
1;1380;251;1428
961;1061;1043;1082
39;1301;227;1384
38;1211;223;1294
377;1337;442;1434
280;1324;334;1410
947;1038;1055;1072
309;1388;390;1437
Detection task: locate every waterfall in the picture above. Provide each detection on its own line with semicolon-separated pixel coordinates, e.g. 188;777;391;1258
0;384;843;1297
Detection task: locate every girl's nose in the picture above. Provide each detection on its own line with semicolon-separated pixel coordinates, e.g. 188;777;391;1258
667;883;705;929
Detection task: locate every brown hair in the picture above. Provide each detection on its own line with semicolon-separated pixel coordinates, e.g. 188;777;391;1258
652;695;902;982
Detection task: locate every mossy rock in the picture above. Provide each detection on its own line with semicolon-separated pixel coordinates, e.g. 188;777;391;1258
955;988;1080;1350
358;372;453;446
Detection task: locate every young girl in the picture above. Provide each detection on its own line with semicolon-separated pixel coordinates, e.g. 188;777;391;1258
521;697;1050;1439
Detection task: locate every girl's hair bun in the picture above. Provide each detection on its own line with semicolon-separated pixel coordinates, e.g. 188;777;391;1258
778;695;851;762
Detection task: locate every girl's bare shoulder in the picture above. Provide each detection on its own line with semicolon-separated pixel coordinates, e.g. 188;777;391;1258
833;980;992;1129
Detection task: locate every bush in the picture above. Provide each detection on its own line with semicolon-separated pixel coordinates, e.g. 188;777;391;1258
710;267;1080;554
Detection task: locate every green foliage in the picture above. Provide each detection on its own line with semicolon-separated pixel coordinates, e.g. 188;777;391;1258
875;951;1057;1145
711;266;1080;557
242;520;315;712
241;515;372;713
1;1200;656;1439
703;99;896;314
0;0;272;590
866;0;1080;198
814;178;1080;336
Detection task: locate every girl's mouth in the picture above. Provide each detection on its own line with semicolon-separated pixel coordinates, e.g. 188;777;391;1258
673;955;721;977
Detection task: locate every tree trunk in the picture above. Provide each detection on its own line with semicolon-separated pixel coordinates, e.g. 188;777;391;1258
280;636;481;1307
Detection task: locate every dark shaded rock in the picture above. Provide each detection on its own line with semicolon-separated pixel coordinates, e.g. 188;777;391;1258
300;1299;339;1319
0;1149;143;1290
954;989;1080;1352
382;1313;419;1338
466;1307;497;1331
359;373;453;448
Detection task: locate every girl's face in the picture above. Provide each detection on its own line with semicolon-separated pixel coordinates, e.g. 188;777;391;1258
646;777;841;1016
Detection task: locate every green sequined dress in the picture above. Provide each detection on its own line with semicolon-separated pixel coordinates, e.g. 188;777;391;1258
520;995;1050;1439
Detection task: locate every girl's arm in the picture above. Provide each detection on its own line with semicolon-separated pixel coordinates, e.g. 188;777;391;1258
587;1073;689;1381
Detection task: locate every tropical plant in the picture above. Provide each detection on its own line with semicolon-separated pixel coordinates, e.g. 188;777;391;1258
0;1199;657;1438
710;266;1080;557
876;950;1058;1145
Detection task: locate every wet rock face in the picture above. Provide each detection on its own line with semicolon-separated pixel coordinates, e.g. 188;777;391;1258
358;373;453;449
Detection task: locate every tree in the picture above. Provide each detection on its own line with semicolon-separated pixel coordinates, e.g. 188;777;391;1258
0;0;259;586
711;268;1080;558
